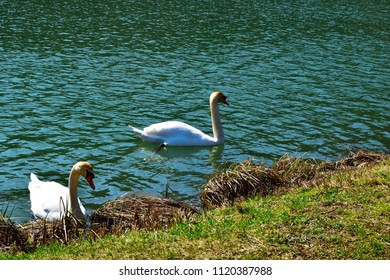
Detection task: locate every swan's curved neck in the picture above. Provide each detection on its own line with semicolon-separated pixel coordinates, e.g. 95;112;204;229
210;95;224;144
68;167;84;220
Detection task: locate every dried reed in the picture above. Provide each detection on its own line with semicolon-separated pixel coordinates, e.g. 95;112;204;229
20;214;89;247
201;160;284;208
0;215;30;253
201;150;389;208
90;195;199;235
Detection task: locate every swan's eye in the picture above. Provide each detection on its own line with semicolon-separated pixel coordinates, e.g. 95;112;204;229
86;169;95;179
221;95;229;105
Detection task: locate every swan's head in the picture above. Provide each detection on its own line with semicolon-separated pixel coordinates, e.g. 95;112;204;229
73;161;95;190
212;91;229;106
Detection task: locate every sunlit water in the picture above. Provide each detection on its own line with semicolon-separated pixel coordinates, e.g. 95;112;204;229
1;0;389;223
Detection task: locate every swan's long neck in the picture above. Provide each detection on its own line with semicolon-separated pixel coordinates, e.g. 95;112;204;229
68;168;84;220
210;94;224;144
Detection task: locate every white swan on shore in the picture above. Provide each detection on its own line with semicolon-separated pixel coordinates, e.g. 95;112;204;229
128;91;229;147
28;161;95;222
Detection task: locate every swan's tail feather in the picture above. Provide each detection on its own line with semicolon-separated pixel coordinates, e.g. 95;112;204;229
28;173;40;191
128;125;143;136
30;173;39;182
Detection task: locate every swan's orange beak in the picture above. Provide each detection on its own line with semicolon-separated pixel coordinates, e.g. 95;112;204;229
85;170;95;190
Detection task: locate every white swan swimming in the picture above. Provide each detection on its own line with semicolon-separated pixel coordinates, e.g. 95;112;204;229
128;91;229;146
28;161;95;222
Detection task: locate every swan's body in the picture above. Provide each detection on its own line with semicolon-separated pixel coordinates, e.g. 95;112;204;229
28;162;95;222
128;91;229;146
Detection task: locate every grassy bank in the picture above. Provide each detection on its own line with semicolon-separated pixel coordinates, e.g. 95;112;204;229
1;152;389;259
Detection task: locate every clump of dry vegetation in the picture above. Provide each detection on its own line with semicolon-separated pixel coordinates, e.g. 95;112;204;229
20;215;90;247
0;215;30;253
201;150;389;208
201;160;284;208
91;195;199;235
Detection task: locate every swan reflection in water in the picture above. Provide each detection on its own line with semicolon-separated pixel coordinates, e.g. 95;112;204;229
140;144;224;168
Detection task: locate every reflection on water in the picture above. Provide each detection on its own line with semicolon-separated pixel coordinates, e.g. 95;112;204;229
1;0;389;222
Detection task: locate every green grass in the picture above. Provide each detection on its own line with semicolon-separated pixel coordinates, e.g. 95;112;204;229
2;156;388;260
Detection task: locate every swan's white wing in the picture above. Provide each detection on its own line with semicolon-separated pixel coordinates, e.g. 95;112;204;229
142;121;216;146
128;125;143;136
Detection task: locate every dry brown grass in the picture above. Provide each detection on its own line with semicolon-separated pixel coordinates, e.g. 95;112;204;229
201;150;389;208
91;195;199;236
201;160;284;208
0;215;30;253
20;215;90;247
